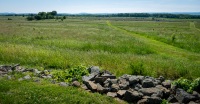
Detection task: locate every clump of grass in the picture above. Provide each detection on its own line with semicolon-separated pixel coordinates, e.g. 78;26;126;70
129;62;147;76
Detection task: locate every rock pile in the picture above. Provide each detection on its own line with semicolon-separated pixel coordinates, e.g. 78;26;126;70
82;66;200;104
1;65;200;104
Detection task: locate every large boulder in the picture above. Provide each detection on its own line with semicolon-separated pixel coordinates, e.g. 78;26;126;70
123;90;143;103
82;74;96;83
107;92;117;97
111;84;120;92
97;83;107;93
72;81;80;87
117;90;126;98
118;78;129;90
88;66;100;75
142;78;155;88
128;76;139;85
101;74;116;79
59;82;68;87
175;88;198;104
84;81;97;91
24;75;31;80
162;80;172;89
139;88;162;96
94;77;107;85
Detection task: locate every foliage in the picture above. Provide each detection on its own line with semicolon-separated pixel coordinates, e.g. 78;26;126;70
52;65;89;82
161;99;169;104
173;77;200;93
26;11;57;20
130;62;147;76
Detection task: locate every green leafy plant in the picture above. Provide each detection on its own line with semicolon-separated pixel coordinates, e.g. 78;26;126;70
173;77;200;93
52;65;89;82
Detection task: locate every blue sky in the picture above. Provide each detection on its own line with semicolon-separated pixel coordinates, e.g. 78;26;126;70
0;0;200;13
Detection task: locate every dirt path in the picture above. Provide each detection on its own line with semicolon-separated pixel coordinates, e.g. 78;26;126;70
106;21;200;63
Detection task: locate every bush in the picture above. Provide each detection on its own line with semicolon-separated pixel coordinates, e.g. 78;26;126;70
173;77;200;93
52;65;89;82
26;16;34;21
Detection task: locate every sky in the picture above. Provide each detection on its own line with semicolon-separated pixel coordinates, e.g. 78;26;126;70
0;0;200;13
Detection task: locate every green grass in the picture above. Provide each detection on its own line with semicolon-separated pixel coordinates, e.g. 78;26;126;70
0;16;200;79
0;78;123;104
0;16;200;104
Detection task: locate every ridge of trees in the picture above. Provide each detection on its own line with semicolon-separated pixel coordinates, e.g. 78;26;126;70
64;13;200;19
27;11;59;21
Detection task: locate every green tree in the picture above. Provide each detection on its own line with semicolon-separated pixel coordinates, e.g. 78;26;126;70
51;11;57;16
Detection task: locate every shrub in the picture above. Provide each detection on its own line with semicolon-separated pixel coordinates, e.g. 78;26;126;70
173;77;200;93
26;16;34;21
52;65;89;82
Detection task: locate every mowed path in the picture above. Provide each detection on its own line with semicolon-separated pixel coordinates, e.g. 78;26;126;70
190;22;200;32
106;21;200;63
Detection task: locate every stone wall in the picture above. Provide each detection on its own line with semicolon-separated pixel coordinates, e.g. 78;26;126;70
0;65;200;104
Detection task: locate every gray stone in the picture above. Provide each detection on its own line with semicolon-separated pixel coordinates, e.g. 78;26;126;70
134;84;142;91
137;75;145;84
97;83;106;93
139;97;162;104
156;85;170;98
72;81;80;87
110;79;118;84
167;94;178;103
81;84;88;90
175;88;197;104
162;80;172;89
118;78;129;90
59;82;68;87
123;90;143;103
139;88;162;96
101;74;116;79
111;84;120;92
84;81;97;91
0;65;12;72
120;74;131;80
117;90;126;98
94;77;107;85
129;76;139;85
24;75;31;80
142;78;155;88
88;66;100;74
82;74;96;83
33;69;41;75
158;76;165;82
107;92;117;97
103;78;112;87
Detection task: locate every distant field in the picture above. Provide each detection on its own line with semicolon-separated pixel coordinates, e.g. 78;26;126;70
0;16;200;79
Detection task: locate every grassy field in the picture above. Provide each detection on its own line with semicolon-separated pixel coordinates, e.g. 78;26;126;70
0;16;200;79
0;16;200;103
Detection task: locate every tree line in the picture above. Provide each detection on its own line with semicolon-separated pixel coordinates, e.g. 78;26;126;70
65;13;200;19
26;11;66;21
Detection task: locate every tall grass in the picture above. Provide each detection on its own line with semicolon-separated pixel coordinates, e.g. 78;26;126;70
0;17;200;79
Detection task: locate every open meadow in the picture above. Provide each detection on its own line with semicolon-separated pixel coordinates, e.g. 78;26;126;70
0;16;200;79
0;16;200;103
